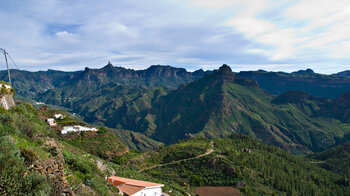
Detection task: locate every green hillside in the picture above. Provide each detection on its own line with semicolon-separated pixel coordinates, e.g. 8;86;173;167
309;142;350;176
119;134;350;195
112;128;163;152
0;103;132;195
147;65;350;153
1;101;350;195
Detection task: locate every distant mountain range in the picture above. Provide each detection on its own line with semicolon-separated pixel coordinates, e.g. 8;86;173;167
1;63;349;99
0;63;210;98
1;63;350;153
237;68;350;98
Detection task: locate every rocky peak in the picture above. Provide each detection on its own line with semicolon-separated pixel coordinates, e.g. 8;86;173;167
145;65;188;77
217;64;235;81
105;61;114;68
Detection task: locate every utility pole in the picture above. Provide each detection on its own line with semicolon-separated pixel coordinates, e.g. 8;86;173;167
0;48;12;86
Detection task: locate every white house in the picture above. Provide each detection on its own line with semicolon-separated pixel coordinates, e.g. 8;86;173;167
46;118;57;126
107;176;166;196
61;125;97;134
54;113;64;119
0;84;11;89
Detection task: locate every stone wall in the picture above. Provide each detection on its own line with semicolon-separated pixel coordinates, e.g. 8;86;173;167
29;138;74;196
0;93;15;110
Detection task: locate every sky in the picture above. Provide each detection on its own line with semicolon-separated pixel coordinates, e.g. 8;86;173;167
0;0;350;74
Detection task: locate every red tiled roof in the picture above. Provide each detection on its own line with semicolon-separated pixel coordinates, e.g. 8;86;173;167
108;176;164;188
118;184;145;196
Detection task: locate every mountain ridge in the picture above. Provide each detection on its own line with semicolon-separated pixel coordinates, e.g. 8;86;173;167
2;64;350;99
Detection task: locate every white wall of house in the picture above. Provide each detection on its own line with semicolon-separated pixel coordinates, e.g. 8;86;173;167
0;84;11;89
133;187;163;196
61;125;97;134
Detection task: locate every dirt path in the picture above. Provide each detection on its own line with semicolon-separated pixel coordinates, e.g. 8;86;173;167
139;141;214;172
309;161;325;164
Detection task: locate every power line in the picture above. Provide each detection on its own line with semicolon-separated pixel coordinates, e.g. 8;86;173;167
0;48;12;86
6;53;20;70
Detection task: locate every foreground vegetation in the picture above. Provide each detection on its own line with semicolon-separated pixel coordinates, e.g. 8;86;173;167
0;103;127;195
1;102;350;195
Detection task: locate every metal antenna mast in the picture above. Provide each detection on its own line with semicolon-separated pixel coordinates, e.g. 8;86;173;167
0;48;12;86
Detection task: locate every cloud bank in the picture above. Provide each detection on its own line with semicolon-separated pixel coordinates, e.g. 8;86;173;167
0;0;349;73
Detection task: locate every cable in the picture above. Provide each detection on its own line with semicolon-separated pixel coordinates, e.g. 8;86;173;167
7;53;19;70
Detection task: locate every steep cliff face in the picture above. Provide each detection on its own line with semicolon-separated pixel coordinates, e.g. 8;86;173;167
0;93;15;110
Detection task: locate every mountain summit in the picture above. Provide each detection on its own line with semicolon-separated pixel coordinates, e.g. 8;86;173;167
217;64;235;80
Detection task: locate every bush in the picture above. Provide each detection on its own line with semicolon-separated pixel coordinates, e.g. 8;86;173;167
97;127;108;134
65;154;92;174
0;107;8;114
10;88;16;96
44;146;58;157
20;147;38;165
0;136;50;195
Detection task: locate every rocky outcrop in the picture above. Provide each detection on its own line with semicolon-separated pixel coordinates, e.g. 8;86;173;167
29;138;74;196
0;93;15;110
216;64;258;86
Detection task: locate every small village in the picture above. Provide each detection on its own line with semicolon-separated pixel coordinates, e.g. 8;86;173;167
45;112;168;196
46;113;98;135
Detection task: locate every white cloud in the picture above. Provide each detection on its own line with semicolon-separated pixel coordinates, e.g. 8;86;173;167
0;0;349;73
55;31;74;37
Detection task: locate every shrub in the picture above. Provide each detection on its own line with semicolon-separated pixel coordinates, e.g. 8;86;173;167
44;146;58;157
0;87;8;94
97;127;108;134
0;136;50;195
10;88;16;96
0;107;8;114
20;147;38;165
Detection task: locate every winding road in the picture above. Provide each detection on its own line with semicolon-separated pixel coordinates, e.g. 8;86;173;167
139;141;214;172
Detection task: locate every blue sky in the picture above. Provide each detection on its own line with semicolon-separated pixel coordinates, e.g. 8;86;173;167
0;0;349;73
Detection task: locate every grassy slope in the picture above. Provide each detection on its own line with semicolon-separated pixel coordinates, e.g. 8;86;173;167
121;135;350;195
112;128;163;152
37;106;129;161
0;102;197;195
0;103;126;195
